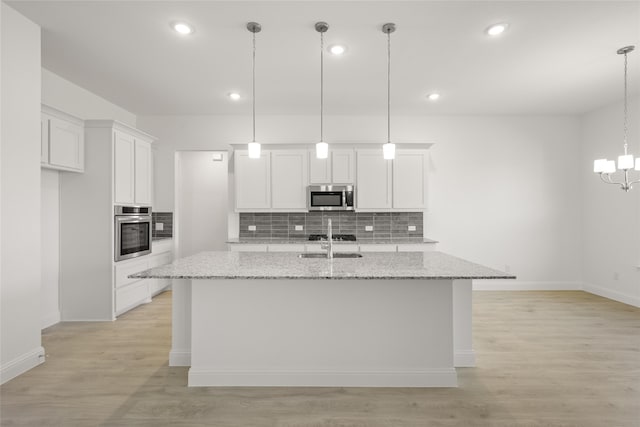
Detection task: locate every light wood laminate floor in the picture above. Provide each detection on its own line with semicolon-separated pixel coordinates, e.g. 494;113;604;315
1;290;638;427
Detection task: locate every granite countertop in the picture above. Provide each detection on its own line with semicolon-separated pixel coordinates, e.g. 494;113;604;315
130;250;514;281
226;238;439;244
152;237;173;242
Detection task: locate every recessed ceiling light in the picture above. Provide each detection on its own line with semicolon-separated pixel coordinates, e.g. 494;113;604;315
172;22;194;35
486;23;508;36
427;93;440;101
228;92;241;101
329;45;346;55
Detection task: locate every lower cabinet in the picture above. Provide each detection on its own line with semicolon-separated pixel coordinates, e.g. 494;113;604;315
228;242;436;252
114;239;173;317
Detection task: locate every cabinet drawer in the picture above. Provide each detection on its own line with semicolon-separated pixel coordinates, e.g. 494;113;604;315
116;280;149;315
268;244;305;252
152;239;173;254
359;244;397;252
397;244;436;252
115;258;149;288
150;252;172;268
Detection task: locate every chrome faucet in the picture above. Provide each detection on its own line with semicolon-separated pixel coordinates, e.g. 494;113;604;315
321;218;334;259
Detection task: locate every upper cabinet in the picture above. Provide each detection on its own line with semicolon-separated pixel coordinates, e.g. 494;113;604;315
308;148;354;184
356;150;392;210
235;150;271;210
271;151;308;210
41;105;84;173
113;131;152;206
392;150;428;210
233;144;430;212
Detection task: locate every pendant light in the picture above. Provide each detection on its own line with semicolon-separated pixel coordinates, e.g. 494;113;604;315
593;45;639;191
247;22;261;159
315;22;329;159
382;23;396;160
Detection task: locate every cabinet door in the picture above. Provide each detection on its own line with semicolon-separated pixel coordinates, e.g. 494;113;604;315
393;150;427;209
134;140;152;206
48;117;84;171
114;131;135;205
356;150;392;210
271;151;308;210
332;149;355;183
235;150;271;210
309;150;331;184
41;114;50;164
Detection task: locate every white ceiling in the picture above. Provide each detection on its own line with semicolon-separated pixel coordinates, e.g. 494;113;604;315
7;0;640;116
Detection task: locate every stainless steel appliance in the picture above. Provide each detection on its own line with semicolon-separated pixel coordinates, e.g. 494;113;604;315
307;185;355;211
114;205;152;262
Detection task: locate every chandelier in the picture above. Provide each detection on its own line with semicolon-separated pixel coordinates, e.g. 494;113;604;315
593;45;639;192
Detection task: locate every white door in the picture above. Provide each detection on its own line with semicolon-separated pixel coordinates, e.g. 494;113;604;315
234;150;271;210
393;150;427;209
332;149;355;183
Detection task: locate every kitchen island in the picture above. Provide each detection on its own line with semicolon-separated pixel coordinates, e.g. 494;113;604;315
132;251;514;387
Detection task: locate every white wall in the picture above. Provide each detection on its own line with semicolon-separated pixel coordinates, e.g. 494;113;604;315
175;151;229;258
1;3;45;384
42;68;136;127
41;169;60;328
138;114;583;286
581;96;640;307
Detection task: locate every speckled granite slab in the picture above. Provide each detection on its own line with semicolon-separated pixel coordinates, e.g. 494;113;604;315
226;238;439;244
130;251;515;280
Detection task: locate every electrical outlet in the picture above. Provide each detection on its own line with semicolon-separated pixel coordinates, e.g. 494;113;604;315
155;223;164;231
408;225;416;231
295;225;303;231
248;225;256;231
365;225;373;232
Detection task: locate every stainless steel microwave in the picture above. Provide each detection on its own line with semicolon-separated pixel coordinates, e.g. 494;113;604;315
307;185;355;211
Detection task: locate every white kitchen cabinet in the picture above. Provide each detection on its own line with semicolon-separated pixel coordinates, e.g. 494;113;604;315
393;150;428;209
41;105;84;173
134;140;152;205
148;239;173;296
356;150;392;210
271;150;308;210
332;149;355;183
114;131;135;204
114;257;151;316
308;148;355;184
114;131;152;206
235;150;271;211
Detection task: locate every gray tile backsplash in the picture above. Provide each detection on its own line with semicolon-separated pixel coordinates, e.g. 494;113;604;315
239;212;423;241
152;212;173;238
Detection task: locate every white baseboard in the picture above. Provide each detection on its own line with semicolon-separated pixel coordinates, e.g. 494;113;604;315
41;311;60;330
0;346;45;385
583;282;640;308
169;349;191;367
473;280;583;291
188;368;458;388
454;350;476;367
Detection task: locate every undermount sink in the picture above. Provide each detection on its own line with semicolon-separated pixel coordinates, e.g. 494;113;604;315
298;252;363;259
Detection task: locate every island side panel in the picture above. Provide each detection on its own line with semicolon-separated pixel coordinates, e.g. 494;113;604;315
169;279;191;366
453;279;475;367
188;278;457;387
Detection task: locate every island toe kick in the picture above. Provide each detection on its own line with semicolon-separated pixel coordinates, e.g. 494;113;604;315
180;278;475;388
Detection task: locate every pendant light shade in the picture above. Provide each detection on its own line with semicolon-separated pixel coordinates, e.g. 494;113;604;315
315;22;329;159
382;23;396;160
247;22;261;159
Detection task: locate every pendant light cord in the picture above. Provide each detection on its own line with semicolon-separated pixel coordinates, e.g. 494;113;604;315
387;30;391;144
252;29;256;143
623;51;628;154
321;31;324;142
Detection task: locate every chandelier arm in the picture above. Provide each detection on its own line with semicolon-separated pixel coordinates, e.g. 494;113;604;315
599;173;622;185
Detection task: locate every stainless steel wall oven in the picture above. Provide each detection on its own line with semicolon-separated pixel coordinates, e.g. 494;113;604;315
114;205;152;262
